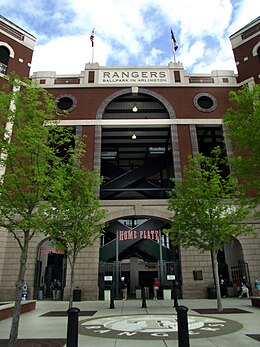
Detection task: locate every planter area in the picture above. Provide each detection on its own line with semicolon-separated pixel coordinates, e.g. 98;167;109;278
0;300;36;321
250;297;260;307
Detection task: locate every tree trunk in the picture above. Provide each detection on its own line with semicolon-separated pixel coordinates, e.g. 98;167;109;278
211;249;223;312
68;253;76;309
9;235;29;346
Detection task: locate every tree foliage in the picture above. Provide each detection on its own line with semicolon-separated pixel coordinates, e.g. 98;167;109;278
0;75;73;346
166;147;256;311
223;84;260;195
40;144;106;308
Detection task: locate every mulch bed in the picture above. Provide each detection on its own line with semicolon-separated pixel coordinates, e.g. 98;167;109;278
40;310;97;317
246;334;260;342
193;308;252;314
0;339;66;347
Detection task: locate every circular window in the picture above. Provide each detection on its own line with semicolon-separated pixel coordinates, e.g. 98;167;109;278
56;95;77;113
193;93;217;112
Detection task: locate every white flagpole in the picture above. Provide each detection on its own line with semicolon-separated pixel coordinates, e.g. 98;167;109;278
172;41;176;63
92;45;94;63
90;28;95;63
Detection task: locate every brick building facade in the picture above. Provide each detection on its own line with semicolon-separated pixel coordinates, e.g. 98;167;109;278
0;15;259;301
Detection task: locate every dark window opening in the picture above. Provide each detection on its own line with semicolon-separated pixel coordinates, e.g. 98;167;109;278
196;125;230;179
48;126;76;163
44;127;76;201
56;95;77;113
0;46;10;74
193;271;203;280
100;127;174;200
100;93;174;200
57;97;73;111
174;70;181;82
197;96;213;109
194;93;217;112
88;71;95;83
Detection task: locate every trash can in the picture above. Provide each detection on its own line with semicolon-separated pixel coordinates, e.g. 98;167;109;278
56;290;61;300
135;286;142;299
73;288;81;302
207;287;216;299
104;288;111;301
163;289;171;300
38;290;43;300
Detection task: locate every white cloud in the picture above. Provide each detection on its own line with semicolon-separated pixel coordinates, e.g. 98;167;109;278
144;48;164;66
181;40;206;67
228;0;260;35
31;34;112;74
1;0;259;74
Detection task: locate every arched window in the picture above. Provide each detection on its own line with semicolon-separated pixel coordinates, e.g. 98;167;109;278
0;46;10;74
252;42;260;61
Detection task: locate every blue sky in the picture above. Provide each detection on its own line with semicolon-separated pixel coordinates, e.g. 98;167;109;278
1;0;259;75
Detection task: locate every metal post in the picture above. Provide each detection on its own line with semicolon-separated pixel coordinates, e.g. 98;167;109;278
67;307;80;347
173;280;179;308
141;286;147;308
176;305;190;347
115;230;119;300
159;230;164;284
110;284;115;309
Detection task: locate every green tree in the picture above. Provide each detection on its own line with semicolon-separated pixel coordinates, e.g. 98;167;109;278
41;147;106;309
0;75;73;346
223;84;260;195
166;148;256;311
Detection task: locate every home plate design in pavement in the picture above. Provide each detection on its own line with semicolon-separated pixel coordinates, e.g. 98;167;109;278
79;314;243;340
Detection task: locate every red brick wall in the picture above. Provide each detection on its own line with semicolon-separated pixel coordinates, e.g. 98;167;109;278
0;33;34;78
232;35;260;83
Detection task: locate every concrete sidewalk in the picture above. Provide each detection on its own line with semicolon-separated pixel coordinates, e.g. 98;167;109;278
0;297;259;346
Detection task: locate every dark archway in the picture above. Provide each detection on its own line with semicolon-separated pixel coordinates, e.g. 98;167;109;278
93;88;181;182
99;92;176;199
34;239;67;300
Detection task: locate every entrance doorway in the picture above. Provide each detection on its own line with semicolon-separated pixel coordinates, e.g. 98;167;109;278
34;239;67;300
99;217;180;299
218;239;250;296
139;270;158;298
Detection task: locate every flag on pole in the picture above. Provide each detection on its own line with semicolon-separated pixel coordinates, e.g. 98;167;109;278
90;28;95;47
171;29;178;51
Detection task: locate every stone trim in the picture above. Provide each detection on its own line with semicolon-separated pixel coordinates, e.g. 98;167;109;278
171;124;182;179
189;124;199;155
93;125;101;173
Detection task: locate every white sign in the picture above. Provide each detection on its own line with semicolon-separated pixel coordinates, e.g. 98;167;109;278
104;276;113;281
167;275;175;280
99;69;170;84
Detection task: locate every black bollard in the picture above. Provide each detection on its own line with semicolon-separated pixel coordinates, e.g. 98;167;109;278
176;305;190;347
141;286;147;308
110;285;115;309
173;280;179;308
67;307;80;347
